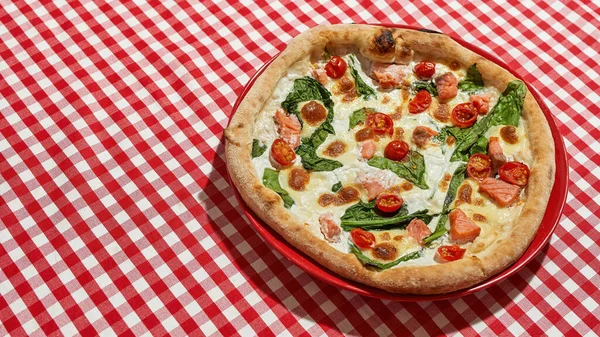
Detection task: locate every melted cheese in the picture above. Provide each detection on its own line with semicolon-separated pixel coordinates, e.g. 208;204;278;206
250;55;533;265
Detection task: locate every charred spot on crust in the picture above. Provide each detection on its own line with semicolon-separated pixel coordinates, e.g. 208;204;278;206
374;29;395;54
372;243;398;261
324;140;347;157
397;44;412;59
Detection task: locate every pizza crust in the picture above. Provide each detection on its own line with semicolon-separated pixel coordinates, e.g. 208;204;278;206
225;24;555;294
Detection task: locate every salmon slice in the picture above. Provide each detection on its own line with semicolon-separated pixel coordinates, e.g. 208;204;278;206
370;63;407;89
358;171;386;200
470;94;491;114
436;72;458;102
312;68;328;85
274;109;301;148
449;209;481;244
407;218;432;245
412;126;438;149
488;136;507;173
478;177;521;207
360;140;376;160
319;213;341;243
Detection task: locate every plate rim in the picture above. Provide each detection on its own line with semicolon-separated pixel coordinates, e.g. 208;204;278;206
225;24;569;301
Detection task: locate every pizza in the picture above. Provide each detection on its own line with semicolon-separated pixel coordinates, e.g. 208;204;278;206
225;24;555;294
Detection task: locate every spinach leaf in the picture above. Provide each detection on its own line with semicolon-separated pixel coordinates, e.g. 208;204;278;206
367;152;429;189
282;77;341;171
423;213;449;245
411;80;438;96
340;201;432;231
440;80;526;161
442;164;467;213
349;107;375;130
332;181;342;193
488;80;526;127
458;64;484;93
262;168;294;208
281;76;334;129
251;139;267;158
423;164;466;245
341;209;432;231
296;128;343;171
349;55;377;100
350;243;421;270
469;136;488;157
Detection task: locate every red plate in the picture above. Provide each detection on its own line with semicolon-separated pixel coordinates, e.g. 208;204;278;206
226;25;568;301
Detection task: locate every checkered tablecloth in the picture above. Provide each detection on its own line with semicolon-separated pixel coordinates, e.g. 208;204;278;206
1;1;599;336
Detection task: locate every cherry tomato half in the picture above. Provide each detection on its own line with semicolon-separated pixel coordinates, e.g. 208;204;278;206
451;103;478;128
270;138;296;167
499;162;530;186
436;245;466;262
350;228;376;249
376;194;404;213
384;140;409;161
366;113;394;137
324;56;347;79
466;153;492;181
414;61;436;79
409;90;432;114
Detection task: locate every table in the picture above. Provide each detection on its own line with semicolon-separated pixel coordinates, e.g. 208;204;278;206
1;1;599;336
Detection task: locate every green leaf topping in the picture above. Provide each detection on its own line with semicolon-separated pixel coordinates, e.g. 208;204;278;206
281;76;341;171
349;55;377;100
411;80;438;96
251;139;267;158
281;76;334;129
457;64;485;93
350;243;421;270
423;164;467;245
349;107;375;130
437;80;526;161
262;168;294;208
367;152;429;190
332;181;342;193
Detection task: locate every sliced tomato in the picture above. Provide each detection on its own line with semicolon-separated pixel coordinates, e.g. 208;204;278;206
451;103;478;128
376;194;404;213
270;138;296;167
324;56;347;79
499;162;530;186
436;245;466;262
413;61;436;79
384;140;409;161
467;153;492;181
350;228;375;249
366;113;394;137
408;90;432;114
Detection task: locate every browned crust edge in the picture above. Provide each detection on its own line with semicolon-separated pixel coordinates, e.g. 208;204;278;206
224;24;555;294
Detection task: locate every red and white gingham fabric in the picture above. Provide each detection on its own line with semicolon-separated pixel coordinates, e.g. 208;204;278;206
1;1;599;336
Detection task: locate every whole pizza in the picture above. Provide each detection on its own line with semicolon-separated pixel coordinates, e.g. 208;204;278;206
225;24;555;294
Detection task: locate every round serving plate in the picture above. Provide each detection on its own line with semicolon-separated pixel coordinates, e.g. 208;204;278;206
226;24;569;301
